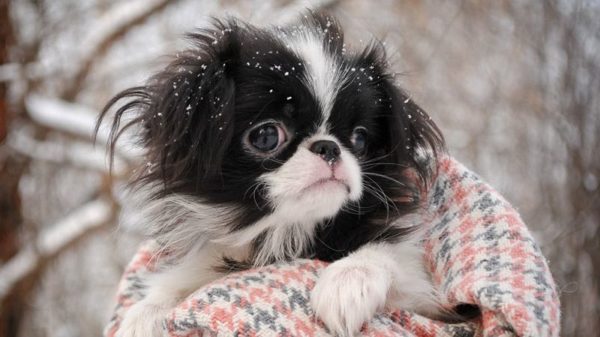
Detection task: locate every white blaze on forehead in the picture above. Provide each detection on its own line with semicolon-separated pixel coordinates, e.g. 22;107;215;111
285;30;346;127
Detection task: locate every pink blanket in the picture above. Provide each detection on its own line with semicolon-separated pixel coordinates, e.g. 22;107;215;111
105;157;560;337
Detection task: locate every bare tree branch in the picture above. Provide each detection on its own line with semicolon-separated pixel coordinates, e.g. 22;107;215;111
0;198;116;301
7;130;128;176
25;94;143;162
61;0;179;100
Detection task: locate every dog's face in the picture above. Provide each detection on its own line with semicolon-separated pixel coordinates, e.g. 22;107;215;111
103;13;443;257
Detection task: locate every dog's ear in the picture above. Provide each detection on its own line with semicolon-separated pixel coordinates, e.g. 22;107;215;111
359;43;445;187
380;78;445;183
97;19;243;194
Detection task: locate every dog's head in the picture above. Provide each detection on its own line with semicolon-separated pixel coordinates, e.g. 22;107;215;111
100;13;444;261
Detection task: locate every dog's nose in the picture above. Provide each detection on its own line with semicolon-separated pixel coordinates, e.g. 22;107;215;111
310;140;341;164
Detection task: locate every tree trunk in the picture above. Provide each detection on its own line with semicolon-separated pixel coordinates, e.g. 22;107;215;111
0;1;27;336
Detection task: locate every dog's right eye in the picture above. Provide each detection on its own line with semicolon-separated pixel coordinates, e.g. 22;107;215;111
247;122;287;153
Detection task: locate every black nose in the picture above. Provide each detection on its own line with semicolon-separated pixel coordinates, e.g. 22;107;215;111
310;140;341;164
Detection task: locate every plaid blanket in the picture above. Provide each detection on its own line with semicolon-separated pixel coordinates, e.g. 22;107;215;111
105;157;560;337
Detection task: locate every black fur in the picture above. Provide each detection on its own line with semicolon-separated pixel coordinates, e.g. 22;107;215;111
97;12;445;267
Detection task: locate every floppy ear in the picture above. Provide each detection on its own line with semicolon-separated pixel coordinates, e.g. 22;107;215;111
97;19;243;195
381;79;445;183
358;42;444;189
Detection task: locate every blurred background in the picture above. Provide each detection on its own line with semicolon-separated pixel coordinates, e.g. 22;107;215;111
0;0;598;336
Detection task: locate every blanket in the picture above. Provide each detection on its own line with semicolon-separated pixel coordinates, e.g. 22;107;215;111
104;157;560;337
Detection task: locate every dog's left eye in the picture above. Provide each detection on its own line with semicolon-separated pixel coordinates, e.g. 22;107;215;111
247;122;287;153
351;126;368;154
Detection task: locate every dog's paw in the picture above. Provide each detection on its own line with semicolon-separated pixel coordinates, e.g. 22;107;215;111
116;301;168;337
310;259;391;337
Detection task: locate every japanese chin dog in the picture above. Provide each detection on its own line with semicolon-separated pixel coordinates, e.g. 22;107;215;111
100;12;449;337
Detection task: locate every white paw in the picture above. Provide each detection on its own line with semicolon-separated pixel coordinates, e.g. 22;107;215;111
310;259;391;337
116;301;168;337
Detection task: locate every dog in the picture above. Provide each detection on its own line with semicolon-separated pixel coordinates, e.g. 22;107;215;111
99;12;447;337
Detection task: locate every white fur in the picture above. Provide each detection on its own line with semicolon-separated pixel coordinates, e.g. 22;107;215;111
283;28;348;130
122;188;241;257
117;242;242;337
260;135;362;210
117;299;170;337
225;135;363;265
310;241;442;337
337;147;363;201
214;213;318;266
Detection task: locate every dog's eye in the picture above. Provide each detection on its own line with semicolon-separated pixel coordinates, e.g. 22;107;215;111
247;122;287;153
351;126;368;154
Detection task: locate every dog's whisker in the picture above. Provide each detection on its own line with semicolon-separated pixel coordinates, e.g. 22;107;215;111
363;172;407;187
363;175;401;220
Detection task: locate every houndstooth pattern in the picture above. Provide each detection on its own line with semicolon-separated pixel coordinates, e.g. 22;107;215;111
105;157;560;337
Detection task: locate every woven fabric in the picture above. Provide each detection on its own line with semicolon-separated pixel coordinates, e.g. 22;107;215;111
105;157;560;337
